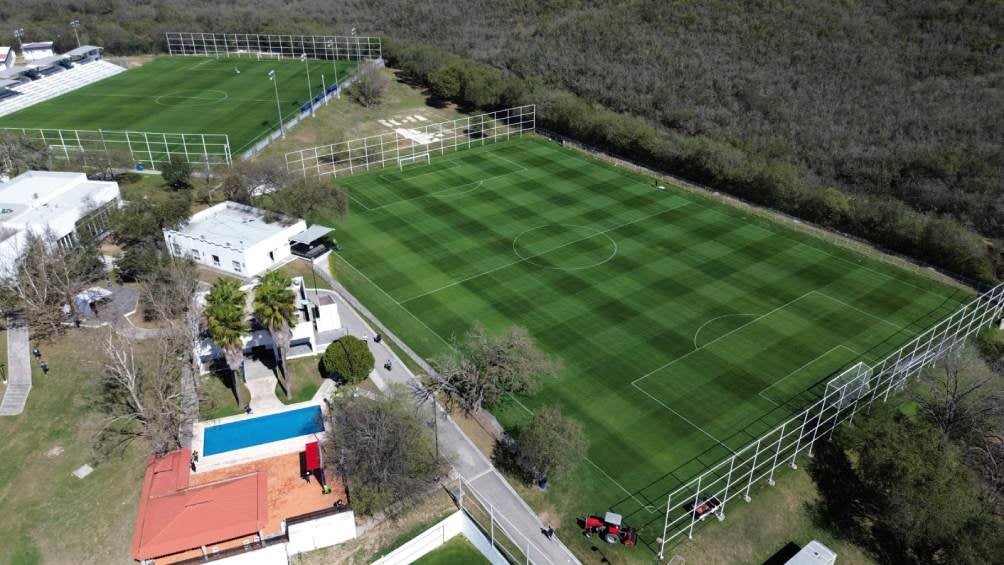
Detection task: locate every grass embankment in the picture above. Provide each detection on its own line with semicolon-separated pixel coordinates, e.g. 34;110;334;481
413;536;490;565
0;331;148;565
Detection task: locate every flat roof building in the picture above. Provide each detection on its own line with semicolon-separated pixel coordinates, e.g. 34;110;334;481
0;171;119;275
0;47;13;71
164;202;307;278
21;41;54;62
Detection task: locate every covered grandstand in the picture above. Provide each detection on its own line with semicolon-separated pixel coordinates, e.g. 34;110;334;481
0;45;121;118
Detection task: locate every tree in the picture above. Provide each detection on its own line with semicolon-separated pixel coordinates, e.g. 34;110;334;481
513;406;586;483
160;154;193;189
321;335;374;384
914;346;1002;443
809;406;1004;564
217;158;289;205
262;175;349;220
97;328;187;454
203;278;249;407
325;386;443;515
430;323;561;415
110;191;191;246
0;131;50;175
0;229;104;336
136;253;199;322
346;65;389;107
253;271;296;398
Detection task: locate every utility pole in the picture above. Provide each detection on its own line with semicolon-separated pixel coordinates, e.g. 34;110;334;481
326;40;340;99
70;20;81;48
268;70;285;138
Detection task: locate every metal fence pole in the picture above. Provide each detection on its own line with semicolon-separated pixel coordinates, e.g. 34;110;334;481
686;475;703;539
743;437;763;502
767;421;786;485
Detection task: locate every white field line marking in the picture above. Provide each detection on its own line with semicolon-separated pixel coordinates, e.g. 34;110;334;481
505;393;657;514
630;381;732;452
399;203;689;304
347;192;374;212
692;313;758;349
632;291;817;386
366;157;527;209
582;458;658;514
334;252;454;350
378;159;465;184
812;290;907;332
77;91;291;104
362;178;488;212
757;344;860;405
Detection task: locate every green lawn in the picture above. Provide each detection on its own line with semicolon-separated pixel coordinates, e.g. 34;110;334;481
278;356;325;404
0;331;147;564
413;536;490;565
319;135;971;557
0;55;358;156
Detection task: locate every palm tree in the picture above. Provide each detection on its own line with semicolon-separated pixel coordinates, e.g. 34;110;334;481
205;278;250;407
254;271;296;399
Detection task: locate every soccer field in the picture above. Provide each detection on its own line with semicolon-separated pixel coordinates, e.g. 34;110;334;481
0;56;357;156
321;136;971;544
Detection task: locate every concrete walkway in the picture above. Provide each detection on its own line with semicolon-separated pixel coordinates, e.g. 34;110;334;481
312;269;579;564
0;317;31;416
243;357;283;412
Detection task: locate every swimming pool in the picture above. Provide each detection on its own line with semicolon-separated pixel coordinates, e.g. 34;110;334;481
203;405;325;456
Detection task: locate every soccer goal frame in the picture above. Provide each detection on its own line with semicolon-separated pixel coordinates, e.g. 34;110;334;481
165;32;382;61
285;105;536;178
397;152;431;170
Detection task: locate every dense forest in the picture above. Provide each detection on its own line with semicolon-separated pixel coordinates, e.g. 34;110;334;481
3;0;1002;281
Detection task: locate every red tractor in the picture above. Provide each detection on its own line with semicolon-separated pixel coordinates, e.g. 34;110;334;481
582;512;638;547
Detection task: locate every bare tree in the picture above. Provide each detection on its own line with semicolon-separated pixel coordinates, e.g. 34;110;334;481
346;64;389;107
218;157;289;205
0;132;50;175
97;328;187;454
967;434;1004;516
325;385;444;515
0;229;104;337
429;322;561;415
914;346;1003;442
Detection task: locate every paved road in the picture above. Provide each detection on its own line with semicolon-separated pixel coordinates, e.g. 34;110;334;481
0;317;31;416
312;269;579;565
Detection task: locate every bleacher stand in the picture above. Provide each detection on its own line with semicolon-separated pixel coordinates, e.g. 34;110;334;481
0;53;124;118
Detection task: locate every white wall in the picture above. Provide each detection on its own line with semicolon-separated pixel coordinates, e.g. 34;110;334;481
285;510;357;556
370;511;508;565
244;221;305;276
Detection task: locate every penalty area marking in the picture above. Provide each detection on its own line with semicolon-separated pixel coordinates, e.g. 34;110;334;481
757;344;860;406
692;313;758;349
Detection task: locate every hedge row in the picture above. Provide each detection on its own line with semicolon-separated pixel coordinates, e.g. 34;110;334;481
385;40;999;285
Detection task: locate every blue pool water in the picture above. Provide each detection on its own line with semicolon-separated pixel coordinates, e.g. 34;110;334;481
203;405;324;456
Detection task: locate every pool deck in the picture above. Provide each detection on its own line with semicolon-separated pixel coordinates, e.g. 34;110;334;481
192;399;328;473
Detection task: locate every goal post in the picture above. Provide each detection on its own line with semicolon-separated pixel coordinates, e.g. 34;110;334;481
398;152;431;171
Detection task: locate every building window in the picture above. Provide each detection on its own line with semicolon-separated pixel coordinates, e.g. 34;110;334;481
268;250;275;262
232;261;242;273
212;255;220;267
191;249;200;260
172;243;182;255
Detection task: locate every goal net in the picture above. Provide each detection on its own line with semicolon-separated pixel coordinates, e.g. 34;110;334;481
827;361;872;411
398;152;431;171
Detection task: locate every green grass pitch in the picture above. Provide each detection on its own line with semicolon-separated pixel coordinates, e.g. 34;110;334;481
0;56;357;155
318;136;970;547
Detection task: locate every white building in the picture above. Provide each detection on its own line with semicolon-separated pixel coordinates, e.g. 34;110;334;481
0;171;119;276
164;201;307;277
0;47;13;71
21;41;54;62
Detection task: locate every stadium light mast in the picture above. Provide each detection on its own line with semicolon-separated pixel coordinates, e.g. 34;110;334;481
321;74;328;106
13;28;24;51
301;53;314;117
268;69;285;138
325;40;340;99
70;20;81;48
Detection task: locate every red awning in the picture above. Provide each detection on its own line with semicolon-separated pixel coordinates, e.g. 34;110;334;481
305;441;321;471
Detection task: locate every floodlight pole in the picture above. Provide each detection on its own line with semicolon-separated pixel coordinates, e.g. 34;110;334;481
70;20;81;48
269;70;285;138
14;28;24;51
326;41;340;99
302;54;314;117
321;74;327;106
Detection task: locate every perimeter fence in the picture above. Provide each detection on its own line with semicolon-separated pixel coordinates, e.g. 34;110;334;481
0;126;231;170
284;105;535;178
455;477;556;565
166;32;382;60
654;283;1004;558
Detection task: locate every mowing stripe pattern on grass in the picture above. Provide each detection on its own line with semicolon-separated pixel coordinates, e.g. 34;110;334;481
319;136;970;535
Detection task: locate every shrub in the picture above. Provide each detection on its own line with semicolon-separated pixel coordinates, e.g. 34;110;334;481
160;154;192;189
321;336;375;384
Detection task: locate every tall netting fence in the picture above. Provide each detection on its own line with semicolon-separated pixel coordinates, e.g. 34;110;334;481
284;105;536;178
655;283;1004;558
0;126;231;170
165;32;382;61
